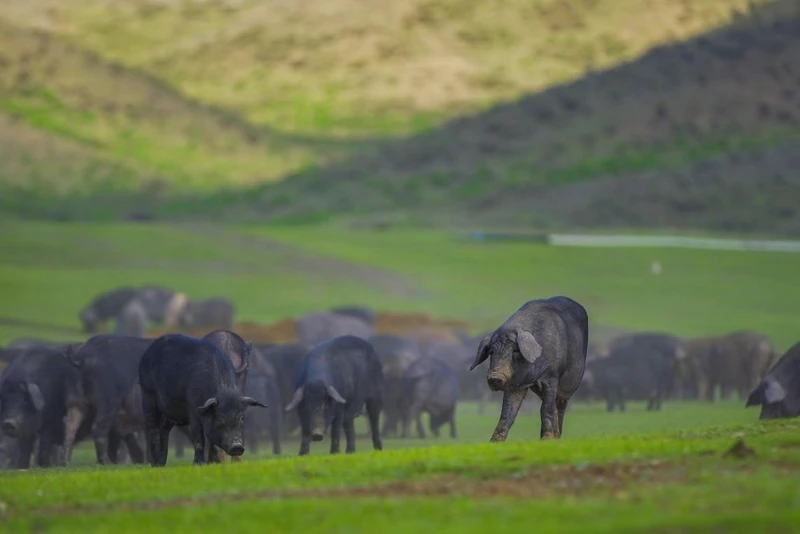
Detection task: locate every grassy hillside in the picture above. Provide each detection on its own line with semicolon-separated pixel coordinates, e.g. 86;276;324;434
2;418;799;531
1;222;798;352
2;0;797;232
0;19;364;218
2;0;766;136
226;0;800;233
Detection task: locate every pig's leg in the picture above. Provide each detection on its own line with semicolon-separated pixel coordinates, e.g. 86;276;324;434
415;413;426;439
329;412;342;454
555;397;569;438
490;389;527;442
365;397;383;451
539;384;558;440
123;433;145;464
298;410;312;457
16;438;34;469
92;400;122;465
189;415;206;465
142;390;166;467
62;406;84;465
269;408;282;456
343;418;357;454
107;430;121;464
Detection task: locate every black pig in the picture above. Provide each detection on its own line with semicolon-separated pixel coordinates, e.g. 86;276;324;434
138;334;266;466
65;335;153;464
469;296;589;441
285;335;384;456
400;356;459;439
746;341;800;420
0;345;83;468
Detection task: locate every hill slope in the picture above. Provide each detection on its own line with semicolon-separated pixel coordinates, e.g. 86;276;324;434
0;0;798;232
0;20;361;218
212;0;800;234
1;0;765;136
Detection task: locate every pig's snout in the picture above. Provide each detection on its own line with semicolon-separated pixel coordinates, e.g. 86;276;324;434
2;419;18;437
227;443;244;457
487;376;507;391
311;431;324;442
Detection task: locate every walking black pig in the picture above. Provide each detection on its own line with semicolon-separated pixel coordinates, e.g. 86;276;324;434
285;335;384;456
469;296;589;441
138;334;266;466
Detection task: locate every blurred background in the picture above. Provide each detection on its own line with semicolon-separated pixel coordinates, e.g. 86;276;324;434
0;0;799;461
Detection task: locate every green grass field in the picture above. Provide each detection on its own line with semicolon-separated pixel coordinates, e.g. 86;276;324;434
1;221;798;350
1;221;800;531
2;402;799;532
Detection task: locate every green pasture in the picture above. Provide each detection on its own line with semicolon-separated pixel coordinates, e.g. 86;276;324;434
0;221;798;352
1;220;799;531
2;406;798;532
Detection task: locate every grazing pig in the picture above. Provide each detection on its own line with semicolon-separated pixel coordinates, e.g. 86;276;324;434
746;342;800;420
179;298;235;331
285;335;384;456
368;334;421;437
64;335;153;465
596;332;684;410
469;296;589;441
296;312;375;348
79;287;140;334
114;300;149;338
400;356;459;439
135;285;176;325
0;345;83;468
138;334;266;466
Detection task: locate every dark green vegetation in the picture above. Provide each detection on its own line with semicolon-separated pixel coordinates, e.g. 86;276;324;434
1;222;799;351
2;409;799;532
1;0;799;233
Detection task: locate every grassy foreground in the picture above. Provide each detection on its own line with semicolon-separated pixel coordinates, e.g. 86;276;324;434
0;221;798;350
1;407;799;532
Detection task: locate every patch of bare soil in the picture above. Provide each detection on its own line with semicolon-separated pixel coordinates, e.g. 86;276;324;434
146;311;470;344
28;459;686;519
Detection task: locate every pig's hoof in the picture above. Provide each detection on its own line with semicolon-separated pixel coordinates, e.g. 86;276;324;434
490;434;507;443
541;432;556;440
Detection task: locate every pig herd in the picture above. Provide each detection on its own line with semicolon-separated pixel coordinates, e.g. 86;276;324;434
0;288;798;471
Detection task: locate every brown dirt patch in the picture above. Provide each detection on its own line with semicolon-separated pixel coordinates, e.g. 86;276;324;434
146;311;470;344
26;459;685;519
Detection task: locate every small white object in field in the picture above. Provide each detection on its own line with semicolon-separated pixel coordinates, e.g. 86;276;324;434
651;261;662;275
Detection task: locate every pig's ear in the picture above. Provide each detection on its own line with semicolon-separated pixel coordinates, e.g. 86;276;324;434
326;385;346;404
284;387;304;412
26;383;45;411
469;336;491;371
241;396;267;409
764;379;787;404
516;330;543;364
746;383;764;407
198;397;218;414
